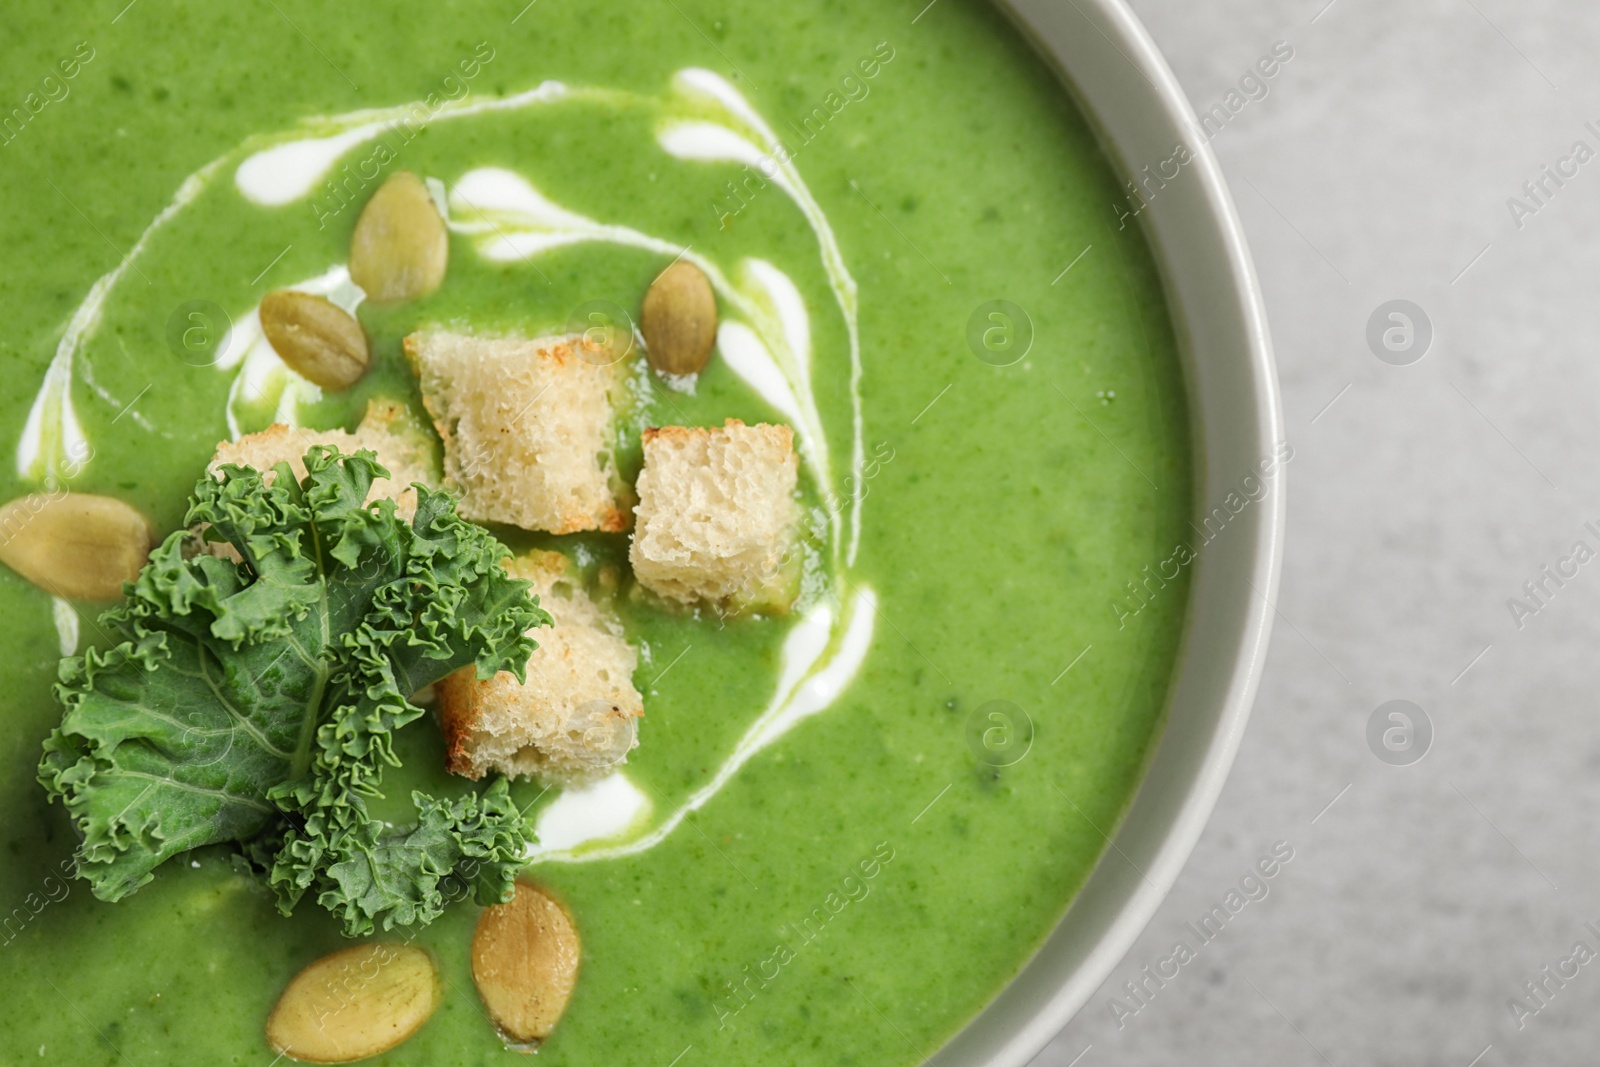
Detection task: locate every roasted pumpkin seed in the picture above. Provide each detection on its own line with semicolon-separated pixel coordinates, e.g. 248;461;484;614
259;290;370;390
640;261;717;376
471;881;580;1046
348;171;449;303
265;943;438;1064
0;493;150;600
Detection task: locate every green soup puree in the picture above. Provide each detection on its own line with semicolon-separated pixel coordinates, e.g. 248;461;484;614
0;0;1192;1064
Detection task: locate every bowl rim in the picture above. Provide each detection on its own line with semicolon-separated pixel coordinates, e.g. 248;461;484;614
926;2;1285;1064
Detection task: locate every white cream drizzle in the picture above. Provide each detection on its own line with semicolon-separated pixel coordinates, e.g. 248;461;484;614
531;772;652;854
657;70;866;567
13;72;879;865
18;164;226;480
527;588;877;862
232;82;575;206
716;321;805;426
50;597;79;657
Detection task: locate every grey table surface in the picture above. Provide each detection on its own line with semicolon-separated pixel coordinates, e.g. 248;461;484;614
1032;1;1600;1065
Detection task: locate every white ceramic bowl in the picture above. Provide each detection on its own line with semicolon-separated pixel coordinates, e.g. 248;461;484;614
930;2;1284;1064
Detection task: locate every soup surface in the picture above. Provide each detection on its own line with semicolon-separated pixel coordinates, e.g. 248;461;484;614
0;1;1192;1064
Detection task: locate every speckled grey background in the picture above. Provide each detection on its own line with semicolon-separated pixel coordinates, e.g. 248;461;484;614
1033;2;1600;1064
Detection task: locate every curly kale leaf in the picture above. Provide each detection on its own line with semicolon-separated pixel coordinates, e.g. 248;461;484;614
38;447;548;936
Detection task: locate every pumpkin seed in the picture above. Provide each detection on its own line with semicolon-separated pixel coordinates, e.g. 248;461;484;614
349;171;449;303
0;493;150;600
259;290;370;390
471;881;580;1046
266;943;438;1064
640;261;717;376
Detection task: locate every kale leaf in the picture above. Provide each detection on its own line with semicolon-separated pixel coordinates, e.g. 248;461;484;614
38;447;547;936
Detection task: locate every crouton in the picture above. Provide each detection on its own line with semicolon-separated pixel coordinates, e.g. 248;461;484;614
629;418;800;612
404;331;628;535
208;398;436;518
437;550;643;786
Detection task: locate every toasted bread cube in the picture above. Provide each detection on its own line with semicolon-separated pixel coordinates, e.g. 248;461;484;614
404;331;627;535
629;418;799;611
437;551;643;786
208;398;435;519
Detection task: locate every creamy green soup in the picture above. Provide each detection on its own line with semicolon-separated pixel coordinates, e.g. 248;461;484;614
0;1;1191;1064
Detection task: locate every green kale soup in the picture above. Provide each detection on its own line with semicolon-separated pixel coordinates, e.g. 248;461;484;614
0;0;1192;1064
